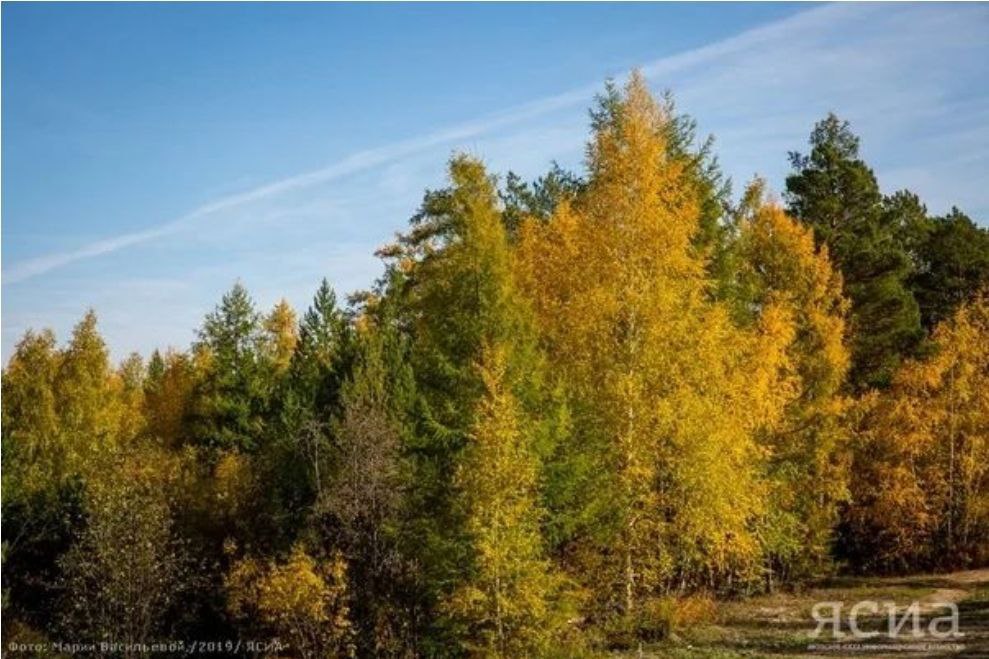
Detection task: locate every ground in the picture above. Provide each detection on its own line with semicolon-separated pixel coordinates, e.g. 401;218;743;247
617;569;989;658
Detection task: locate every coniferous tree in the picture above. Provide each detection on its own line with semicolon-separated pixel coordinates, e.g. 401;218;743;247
500;163;584;236
190;283;267;454
910;207;989;331
288;278;351;421
786;114;923;390
380;154;552;650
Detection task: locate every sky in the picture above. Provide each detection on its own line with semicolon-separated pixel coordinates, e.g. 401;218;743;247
3;2;988;362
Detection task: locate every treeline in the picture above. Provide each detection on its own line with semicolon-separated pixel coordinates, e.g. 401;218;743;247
3;74;989;656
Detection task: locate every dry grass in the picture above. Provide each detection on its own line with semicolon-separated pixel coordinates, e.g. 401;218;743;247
610;569;988;658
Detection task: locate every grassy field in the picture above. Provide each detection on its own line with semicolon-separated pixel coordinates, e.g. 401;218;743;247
616;569;989;658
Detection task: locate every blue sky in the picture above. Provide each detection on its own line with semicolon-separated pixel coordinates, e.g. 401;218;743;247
3;2;988;362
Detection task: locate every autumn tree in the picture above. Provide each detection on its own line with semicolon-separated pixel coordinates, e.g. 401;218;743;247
264;299;299;375
2;329;80;633
377;153;556;651
441;345;574;657
731;182;851;582
516;75;789;626
843;293;989;571
2;329;63;498
58;456;193;653
226;545;354;657
320;318;418;656
143;350;198;448
54;311;129;469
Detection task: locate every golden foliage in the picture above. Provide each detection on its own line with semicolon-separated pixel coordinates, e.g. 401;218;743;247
516;74;791;612
847;292;989;570
443;344;576;657
226;545;354;657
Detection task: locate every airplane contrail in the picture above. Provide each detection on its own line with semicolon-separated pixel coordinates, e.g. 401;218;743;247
3;2;854;286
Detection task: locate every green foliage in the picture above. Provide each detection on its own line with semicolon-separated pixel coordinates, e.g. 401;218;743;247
190;283;269;454
443;344;576;657
500;163;584;236
3;74;986;656
322;319;419;656
290;278;352;415
786;113;924;391
909;206;989;330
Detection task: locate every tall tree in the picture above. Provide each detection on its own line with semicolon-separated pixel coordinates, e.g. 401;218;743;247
1;329;81;632
442;344;571;657
321;318;418;656
379;154;548;650
786;113;923;390
190;283;267;454
731;182;851;582
516;75;788;620
288;278;351;421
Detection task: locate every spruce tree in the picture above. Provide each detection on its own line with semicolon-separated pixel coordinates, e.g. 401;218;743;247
190;283;267;453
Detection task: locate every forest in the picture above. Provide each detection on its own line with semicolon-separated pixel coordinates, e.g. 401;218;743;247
3;73;989;657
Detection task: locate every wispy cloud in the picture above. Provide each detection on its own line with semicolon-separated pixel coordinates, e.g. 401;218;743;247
5;2;987;363
2;2;857;286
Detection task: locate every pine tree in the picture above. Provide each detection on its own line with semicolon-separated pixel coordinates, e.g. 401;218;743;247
910;207;989;331
785;114;923;390
289;278;351;418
